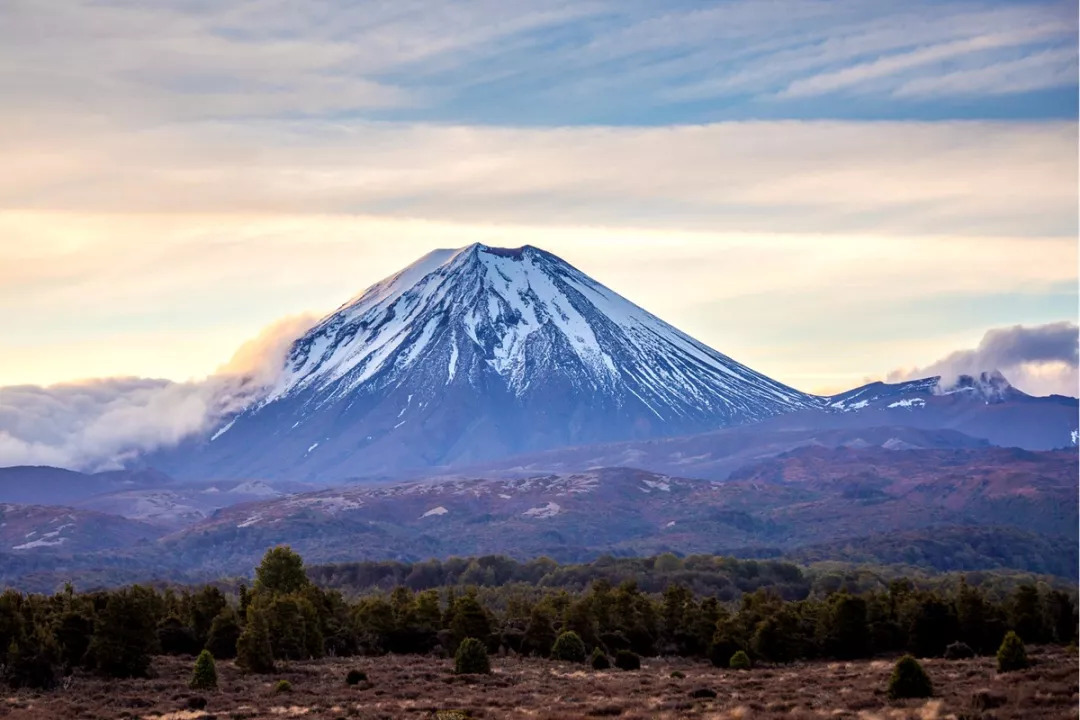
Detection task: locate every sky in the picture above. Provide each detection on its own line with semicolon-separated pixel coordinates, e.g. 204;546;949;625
1;0;1077;405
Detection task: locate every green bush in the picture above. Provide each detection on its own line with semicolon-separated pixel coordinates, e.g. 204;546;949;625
729;650;751;670
189;650;217;690
670;670;685;679
888;655;933;699
274;679;292;693
614;650;640;671
346;669;367;685
551;631;587;663
454;637;491;675
589;647;610;670
996;631;1028;673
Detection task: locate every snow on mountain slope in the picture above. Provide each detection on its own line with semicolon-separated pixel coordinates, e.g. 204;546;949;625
268;244;808;414
161;244;816;481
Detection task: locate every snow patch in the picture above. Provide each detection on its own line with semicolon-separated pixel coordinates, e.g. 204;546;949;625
887;398;925;409
522;501;561;519
421;506;449;518
210;418;237;441
237;514;263;528
13;537;67;550
641;477;671;492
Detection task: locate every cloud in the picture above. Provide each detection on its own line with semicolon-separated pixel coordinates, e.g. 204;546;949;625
888;322;1079;397
1;119;1074;238
0;0;1074;129
0;314;316;471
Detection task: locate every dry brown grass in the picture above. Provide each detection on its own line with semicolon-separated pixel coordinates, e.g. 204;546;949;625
0;646;1074;720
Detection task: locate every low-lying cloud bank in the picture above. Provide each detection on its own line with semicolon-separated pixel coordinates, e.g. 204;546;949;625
0;314;316;471
889;321;1079;397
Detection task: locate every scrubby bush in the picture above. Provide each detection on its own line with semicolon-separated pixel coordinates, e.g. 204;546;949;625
944;641;975;660
454;637;491;675
274;679;292;693
614;649;640;671
346;668;367;685
189;650;217;690
996;631;1028;673
888;655;933;699
551;631;587;663
729;650;751;670
590;647;610;670
670;670;685;679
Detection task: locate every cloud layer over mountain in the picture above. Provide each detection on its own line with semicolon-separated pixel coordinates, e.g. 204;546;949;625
889;321;1078;397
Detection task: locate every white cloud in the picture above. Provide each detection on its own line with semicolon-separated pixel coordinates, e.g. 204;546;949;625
0;315;316;470
889;322;1079;397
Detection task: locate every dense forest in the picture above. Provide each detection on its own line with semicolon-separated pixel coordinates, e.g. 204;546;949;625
0;548;1075;691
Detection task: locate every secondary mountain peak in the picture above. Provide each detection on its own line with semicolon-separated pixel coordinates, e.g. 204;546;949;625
170;244;816;481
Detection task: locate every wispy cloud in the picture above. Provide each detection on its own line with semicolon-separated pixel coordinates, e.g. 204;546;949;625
779;24;1071;98
0;1;1074;126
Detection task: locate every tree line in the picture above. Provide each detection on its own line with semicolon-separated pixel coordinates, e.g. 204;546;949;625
0;547;1074;690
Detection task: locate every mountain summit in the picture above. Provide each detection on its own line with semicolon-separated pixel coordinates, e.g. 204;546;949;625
175;243;815;480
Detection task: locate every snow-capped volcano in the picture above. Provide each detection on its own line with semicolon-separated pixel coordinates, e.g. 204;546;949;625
164;244;817;481
271;244;809;414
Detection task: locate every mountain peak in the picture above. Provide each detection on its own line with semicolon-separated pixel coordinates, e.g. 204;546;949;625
192;244;816;479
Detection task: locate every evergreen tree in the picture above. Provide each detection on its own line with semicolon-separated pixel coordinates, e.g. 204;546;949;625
454;637;491;675
449;594;491;652
551;631;587;662
1009;585;1046;644
189;650;218;690
888;655;933;699
54;611;93;669
4;627;60;690
205;607;241;660
254;546;311;596
236;606;274;674
88;588;157;678
996;631;1028;673
522;605;556;657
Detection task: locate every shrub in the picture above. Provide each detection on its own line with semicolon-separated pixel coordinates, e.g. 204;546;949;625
346;669;367;686
551;631;587;663
944;641;975;660
454;637;491;675
729;650;751;670
274;679;292;693
888;655;933;700
590;647;610;670
996;631;1028;673
189;650;217;690
614;650;640;671
670;670;685;679
690;687;717;699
